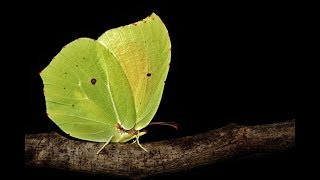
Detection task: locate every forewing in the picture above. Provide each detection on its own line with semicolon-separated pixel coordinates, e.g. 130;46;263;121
98;13;171;130
40;38;136;142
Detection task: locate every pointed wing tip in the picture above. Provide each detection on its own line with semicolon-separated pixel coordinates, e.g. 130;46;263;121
129;13;162;26
150;12;157;17
148;12;160;20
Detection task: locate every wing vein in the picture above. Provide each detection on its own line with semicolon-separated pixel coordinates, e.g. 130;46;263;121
58;52;116;121
53;113;108;125
128;25;139;87
102;53;121;123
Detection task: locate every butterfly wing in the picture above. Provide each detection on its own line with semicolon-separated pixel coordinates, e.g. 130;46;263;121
40;38;136;142
98;13;171;130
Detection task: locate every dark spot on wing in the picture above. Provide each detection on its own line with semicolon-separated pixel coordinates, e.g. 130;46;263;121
64;72;67;74
147;73;151;77
133;23;137;26
72;104;74;107
82;57;85;60
63;87;66;89
76;65;78;67
91;78;97;85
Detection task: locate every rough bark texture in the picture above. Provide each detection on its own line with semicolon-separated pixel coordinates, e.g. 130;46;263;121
25;120;295;178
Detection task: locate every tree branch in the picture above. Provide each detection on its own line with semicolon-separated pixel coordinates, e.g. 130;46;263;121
25;120;295;178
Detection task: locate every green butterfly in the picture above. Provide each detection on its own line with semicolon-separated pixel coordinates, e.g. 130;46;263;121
40;13;171;154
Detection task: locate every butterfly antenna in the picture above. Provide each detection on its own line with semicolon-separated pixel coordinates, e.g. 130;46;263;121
149;122;180;130
135;131;148;152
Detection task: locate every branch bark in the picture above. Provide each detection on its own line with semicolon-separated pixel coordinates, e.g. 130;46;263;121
25;120;295;178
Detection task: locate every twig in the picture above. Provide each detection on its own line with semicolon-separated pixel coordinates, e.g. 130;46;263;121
25;120;295;178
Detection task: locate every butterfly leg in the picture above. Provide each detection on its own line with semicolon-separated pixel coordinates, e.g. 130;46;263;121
135;131;148;152
96;136;113;154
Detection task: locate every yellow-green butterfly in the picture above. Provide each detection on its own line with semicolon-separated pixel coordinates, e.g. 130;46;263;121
40;13;171;153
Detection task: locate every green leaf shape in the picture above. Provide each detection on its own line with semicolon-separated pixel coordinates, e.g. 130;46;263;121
98;13;171;130
40;38;136;142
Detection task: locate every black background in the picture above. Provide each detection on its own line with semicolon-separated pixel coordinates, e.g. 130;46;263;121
26;1;298;178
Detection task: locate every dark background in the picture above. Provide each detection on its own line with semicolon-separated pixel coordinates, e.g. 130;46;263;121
26;1;298;178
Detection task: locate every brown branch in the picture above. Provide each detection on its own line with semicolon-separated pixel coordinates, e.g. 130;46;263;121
25;120;295;178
